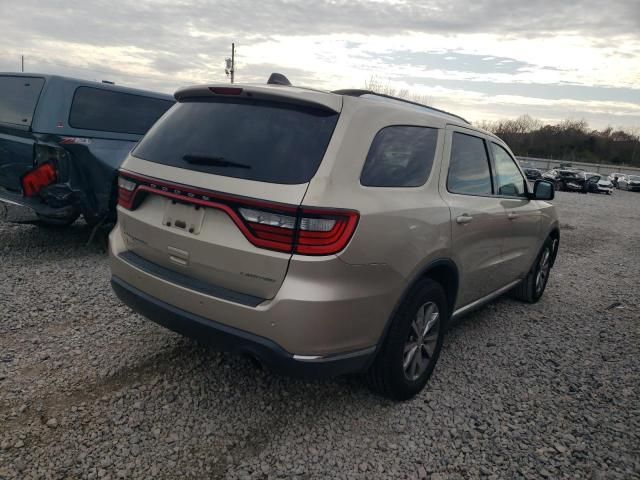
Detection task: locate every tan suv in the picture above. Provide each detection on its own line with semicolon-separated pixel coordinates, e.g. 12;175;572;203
109;80;559;400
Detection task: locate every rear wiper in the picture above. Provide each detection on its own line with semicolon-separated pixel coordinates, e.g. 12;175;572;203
182;154;251;169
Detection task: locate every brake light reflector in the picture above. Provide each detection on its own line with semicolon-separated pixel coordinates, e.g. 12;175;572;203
209;87;243;95
21;163;57;197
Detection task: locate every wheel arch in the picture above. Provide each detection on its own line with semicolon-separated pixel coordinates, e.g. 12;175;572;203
548;226;560;267
403;258;459;318
367;258;459;367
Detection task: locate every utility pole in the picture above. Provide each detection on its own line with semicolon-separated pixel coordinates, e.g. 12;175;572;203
225;43;235;84
231;43;235;84
21;55;24;72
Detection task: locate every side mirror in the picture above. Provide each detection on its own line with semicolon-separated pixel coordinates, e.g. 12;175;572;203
532;179;554;200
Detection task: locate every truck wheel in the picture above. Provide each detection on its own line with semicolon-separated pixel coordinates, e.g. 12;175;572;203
36;212;80;227
367;278;447;401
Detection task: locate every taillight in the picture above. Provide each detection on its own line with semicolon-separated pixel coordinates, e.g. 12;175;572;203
21;163;57;197
237;207;297;252
237;207;358;255
295;208;359;255
117;176;137;209
117;171;359;256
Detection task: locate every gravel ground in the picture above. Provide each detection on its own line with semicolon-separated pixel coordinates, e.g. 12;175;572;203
1;191;639;480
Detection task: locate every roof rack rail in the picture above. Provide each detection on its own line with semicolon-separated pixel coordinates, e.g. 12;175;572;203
332;89;470;125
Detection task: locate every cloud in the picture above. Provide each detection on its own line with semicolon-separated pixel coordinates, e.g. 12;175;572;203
363;51;549;75
0;0;638;128
2;0;639;46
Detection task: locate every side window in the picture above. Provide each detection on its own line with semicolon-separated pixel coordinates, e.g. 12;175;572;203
447;132;493;195
360;126;438;187
69;87;174;135
491;143;527;197
0;76;45;127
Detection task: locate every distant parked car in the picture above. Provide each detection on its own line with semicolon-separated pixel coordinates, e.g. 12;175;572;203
616;175;627;189
608;172;625;187
523;168;542;180
0;73;174;226
545;168;587;192
542;169;561;188
584;172;612;195
618;175;640;191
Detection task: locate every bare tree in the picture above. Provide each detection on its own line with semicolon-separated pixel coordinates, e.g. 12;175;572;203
475;115;640;166
474;119;499;133
364;75;433;106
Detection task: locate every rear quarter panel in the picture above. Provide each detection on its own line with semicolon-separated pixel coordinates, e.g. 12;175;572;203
303;97;453;282
59;138;137;220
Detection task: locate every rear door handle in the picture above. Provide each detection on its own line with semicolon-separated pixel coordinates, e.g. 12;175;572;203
508;212;520;220
456;214;473;224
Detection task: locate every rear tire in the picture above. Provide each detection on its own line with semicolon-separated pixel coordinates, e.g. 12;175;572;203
511;236;556;303
367;278;447;401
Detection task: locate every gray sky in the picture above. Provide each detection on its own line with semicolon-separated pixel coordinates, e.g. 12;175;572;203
1;0;639;129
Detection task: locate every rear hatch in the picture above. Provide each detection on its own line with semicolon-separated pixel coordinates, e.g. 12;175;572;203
0;75;45;191
117;85;346;300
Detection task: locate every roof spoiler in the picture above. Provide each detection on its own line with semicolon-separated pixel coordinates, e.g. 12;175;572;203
174;83;342;113
267;73;292;86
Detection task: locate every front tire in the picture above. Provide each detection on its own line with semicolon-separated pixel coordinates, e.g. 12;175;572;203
511;236;556;303
367;279;447;401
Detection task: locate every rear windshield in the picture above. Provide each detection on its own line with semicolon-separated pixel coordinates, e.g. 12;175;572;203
132;98;340;184
0;75;45;127
69;87;174;135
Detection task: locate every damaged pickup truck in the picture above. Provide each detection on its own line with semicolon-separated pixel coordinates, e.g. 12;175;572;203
0;73;174;226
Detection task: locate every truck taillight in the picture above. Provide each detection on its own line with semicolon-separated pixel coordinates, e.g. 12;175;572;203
21;163;57;197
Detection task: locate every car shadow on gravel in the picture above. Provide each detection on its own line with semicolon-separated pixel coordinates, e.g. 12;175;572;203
0;218;111;257
94;294;519;412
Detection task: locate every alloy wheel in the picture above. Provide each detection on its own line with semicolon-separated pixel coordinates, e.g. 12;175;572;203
403;302;440;381
535;246;551;295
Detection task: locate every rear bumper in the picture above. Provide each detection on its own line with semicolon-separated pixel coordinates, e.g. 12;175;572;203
109;223;403;370
111;275;375;377
0;188;77;218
